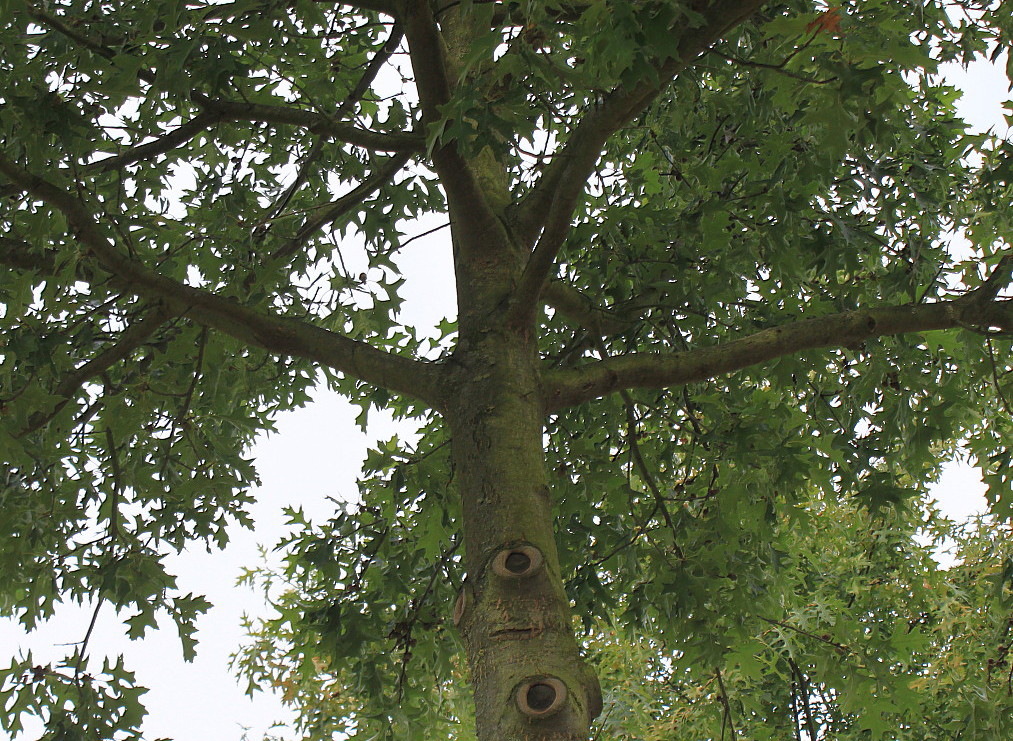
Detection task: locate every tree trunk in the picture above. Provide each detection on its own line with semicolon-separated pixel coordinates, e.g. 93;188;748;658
446;324;601;740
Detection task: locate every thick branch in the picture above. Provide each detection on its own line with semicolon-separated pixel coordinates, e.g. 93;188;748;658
509;0;766;316
0;236;59;274
516;0;765;239
399;0;513;250
0;154;444;407
544;300;1013;411
398;0;452;128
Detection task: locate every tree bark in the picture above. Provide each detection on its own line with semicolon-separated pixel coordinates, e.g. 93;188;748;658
445;325;601;740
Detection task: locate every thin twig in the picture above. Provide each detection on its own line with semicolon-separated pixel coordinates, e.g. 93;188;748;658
395;538;461;698
593;338;684;558
759;615;850;654
620;390;684;559
589;703;615;740
179;327;209;424
85;113;219;172
74;601;103;681
271;151;411;262
260;23;406;223
709;48;836;84
103;427;122;541
986;337;1013;416
715;667;738;740
786;656;817;740
394;221;451;252
349;527;389;593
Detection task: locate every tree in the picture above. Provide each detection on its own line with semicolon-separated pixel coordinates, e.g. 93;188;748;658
1;0;1012;739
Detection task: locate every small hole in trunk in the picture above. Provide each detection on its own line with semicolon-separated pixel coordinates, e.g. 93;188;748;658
505;551;531;573
516;676;566;717
526;682;556;711
492;544;543;579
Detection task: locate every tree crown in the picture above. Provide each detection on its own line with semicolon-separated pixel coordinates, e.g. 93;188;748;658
2;0;1013;738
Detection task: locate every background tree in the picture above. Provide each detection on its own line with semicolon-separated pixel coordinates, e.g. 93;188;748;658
239;494;1013;740
1;1;1012;739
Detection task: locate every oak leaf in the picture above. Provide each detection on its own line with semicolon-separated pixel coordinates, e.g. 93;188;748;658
806;6;844;36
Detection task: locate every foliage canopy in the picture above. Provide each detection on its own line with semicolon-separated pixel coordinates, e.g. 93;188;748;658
2;0;1013;739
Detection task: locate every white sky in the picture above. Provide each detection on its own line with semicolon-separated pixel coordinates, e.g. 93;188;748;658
1;53;1010;741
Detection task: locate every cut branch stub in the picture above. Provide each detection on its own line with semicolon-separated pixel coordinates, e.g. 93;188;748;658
491;544;543;579
452;585;468;627
516;676;567;718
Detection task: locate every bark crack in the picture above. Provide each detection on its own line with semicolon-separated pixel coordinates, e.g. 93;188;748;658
491;627;541;640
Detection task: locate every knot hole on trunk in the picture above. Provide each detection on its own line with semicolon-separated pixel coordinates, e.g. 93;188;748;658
492;544;543;579
516;676;567;718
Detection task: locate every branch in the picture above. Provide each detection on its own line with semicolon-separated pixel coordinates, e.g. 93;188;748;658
319;0;399;15
620;386;678;542
0;236;60;274
0;235;108;286
18;306;173;437
29;7;422;154
0;153;445;407
430;0;591;27
272;150;411;262
544;299;1013;411
956;254;1013;309
543;281;630;337
399;0;452;114
80;97;419;169
261;23;405;221
516;0;766;238
708;48;835;85
195;96;424;152
85;113;219;172
758;615;850;653
338;23;405;114
714;667;739;741
509;0;766;318
785;657;817;740
400;0;512;251
27;7;119;63
543;280;675;338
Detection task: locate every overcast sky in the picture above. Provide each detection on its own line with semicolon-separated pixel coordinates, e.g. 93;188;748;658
1;53;1010;741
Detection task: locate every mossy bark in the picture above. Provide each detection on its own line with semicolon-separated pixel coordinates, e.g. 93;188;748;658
445;324;601;740
426;7;602;732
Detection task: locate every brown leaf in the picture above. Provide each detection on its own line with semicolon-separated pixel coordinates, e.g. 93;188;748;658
806;7;843;36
